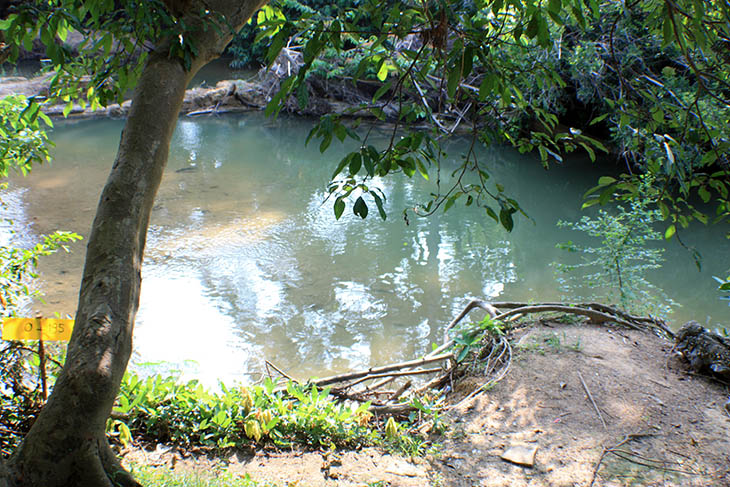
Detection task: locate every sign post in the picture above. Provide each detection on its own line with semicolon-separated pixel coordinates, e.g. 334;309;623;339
36;314;47;400
2;316;74;401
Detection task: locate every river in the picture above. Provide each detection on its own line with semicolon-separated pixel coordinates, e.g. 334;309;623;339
2;114;727;386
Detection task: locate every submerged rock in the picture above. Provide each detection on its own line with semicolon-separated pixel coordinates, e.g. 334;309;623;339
675;321;730;381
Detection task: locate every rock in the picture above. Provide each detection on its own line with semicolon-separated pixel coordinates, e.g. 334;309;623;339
500;443;538;467
675;322;730;381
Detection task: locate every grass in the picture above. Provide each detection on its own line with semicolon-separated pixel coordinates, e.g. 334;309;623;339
516;332;582;355
128;464;279;487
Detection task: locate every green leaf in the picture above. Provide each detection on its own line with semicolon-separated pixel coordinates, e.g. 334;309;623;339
662;15;674;47
598;176;616;186
353;196;368;219
376;59;389;82
589;113;609;126
444;192;462;213
334;198;345;219
349;153;362;175
372;79;393;103
485;206;498;223
62;100;74;117
499;209;514;232
581;198;600;209
297;82;309;110
331;154;350;178
697;186;711;203
0;15;16;30
319;134;332;153
372;192;387;220
461;46;474;78
664;224;676;240
416;159;429;180
446;63;461;99
525;14;538;39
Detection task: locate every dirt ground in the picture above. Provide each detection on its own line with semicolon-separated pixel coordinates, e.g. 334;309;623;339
121;321;730;486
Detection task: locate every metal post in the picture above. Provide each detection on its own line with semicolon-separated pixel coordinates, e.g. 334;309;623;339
36;313;47;402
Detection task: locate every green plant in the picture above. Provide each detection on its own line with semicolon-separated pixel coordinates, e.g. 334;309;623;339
450;316;506;363
543;332;562;351
0;231;82;318
110;372;427;454
0;341;68;455
0;95;53;176
408;394;447;436
554;182;676;317
127;464;276;486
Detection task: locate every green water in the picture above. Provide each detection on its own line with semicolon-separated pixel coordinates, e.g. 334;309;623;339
4;114;727;385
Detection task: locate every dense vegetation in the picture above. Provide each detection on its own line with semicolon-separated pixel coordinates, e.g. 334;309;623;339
0;0;728;484
243;0;729;241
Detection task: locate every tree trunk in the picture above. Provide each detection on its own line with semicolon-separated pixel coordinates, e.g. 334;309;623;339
2;1;266;485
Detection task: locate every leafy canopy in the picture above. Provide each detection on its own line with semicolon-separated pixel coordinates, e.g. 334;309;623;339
252;0;729;236
1;0;728;236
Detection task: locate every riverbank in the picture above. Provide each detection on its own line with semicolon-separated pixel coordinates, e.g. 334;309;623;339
0;73;267;119
0;60;377;121
117;320;730;486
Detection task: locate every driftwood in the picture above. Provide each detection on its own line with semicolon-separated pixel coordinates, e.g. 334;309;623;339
674;322;730;382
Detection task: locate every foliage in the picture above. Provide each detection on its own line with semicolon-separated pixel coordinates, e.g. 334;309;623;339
554;183;676;317
0;0;211;110
571;1;730;238
0;93;81;316
110;372;432;452
227;0;363;68
250;0;729;236
127;464;275;487
253;0;612;228
449;315;505;363
0;95;53;177
0;232;82;319
0;342;66;456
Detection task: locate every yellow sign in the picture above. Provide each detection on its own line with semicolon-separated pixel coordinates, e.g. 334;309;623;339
2;318;74;341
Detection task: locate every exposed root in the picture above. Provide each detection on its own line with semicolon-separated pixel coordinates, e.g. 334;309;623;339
589;432;697;487
264;299;670;419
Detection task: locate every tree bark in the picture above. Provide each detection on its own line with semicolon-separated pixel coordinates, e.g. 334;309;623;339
2;1;266;485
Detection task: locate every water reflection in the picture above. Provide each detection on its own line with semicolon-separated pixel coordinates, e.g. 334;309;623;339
2;114;727;386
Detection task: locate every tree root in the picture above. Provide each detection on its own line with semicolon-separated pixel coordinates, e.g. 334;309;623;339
589;432;696;486
264;299;671;417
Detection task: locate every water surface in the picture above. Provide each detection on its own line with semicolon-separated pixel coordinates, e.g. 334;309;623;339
4;114;727;385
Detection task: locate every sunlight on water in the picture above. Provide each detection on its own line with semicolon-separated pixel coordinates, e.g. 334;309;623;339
2;114;727;386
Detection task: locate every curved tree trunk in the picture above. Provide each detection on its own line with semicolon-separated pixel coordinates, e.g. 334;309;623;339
2;1;266;485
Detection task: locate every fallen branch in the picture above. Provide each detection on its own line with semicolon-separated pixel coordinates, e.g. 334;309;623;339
578;371;607;431
336;367;444;391
303;353;454;389
265;360;297;383
389;380;412;403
